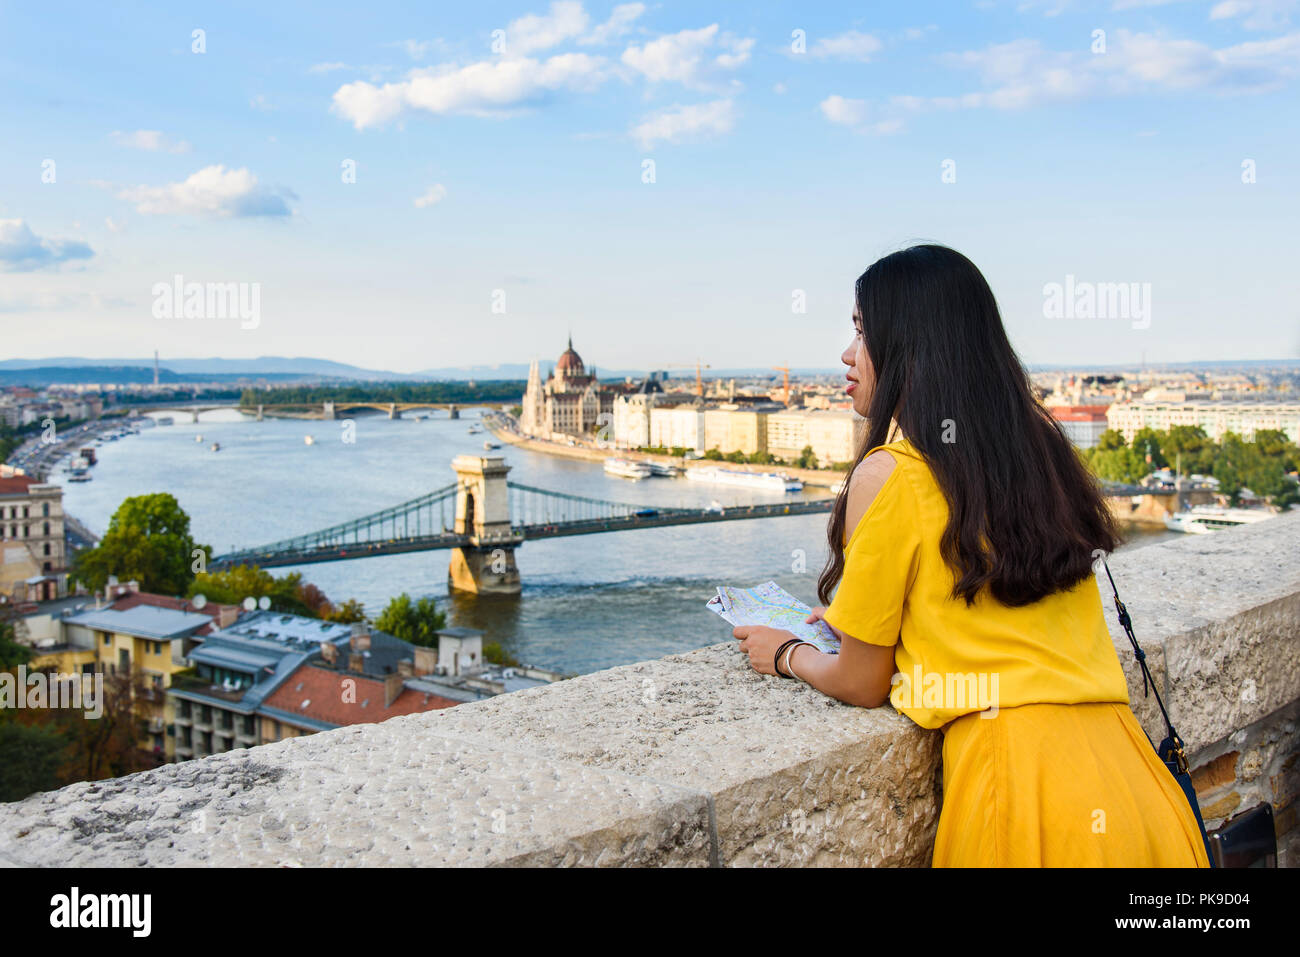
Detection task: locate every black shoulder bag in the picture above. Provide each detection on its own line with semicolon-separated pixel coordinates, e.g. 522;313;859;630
1100;559;1216;867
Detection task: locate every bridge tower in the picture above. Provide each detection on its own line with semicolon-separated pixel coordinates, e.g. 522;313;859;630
448;404;459;419
448;454;521;595
388;402;398;420
256;404;264;422
322;401;335;420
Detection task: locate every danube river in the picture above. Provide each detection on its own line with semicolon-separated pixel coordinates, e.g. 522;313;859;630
61;410;1178;674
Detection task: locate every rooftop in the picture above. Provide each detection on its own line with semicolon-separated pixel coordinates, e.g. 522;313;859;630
64;604;215;640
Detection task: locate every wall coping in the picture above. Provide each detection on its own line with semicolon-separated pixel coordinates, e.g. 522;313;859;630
2;512;1297;867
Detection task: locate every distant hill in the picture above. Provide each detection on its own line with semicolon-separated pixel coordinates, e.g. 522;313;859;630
0;366;338;388
0;356;414;380
2;355;1295;388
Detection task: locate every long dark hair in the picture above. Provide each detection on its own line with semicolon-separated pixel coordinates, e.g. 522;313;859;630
817;244;1119;608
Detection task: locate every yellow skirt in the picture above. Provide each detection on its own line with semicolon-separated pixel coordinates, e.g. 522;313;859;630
933;701;1211;867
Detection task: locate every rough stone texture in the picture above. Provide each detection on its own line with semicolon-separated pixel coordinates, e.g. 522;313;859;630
1103;511;1300;759
0;725;712;867
420;644;942;866
1;512;1296;867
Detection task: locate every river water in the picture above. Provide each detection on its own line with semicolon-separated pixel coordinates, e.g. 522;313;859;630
60;410;1178;674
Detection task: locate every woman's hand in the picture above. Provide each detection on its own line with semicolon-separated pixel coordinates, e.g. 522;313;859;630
732;624;796;676
805;605;846;640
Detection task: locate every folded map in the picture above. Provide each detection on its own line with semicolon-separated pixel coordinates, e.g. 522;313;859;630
705;580;840;654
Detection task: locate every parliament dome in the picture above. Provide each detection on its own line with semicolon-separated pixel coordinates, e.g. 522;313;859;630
556;336;585;376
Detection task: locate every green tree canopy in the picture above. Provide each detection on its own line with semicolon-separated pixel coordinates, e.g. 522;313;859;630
1131;428;1167;469
1096;429;1127;451
71;493;210;595
374;593;446;648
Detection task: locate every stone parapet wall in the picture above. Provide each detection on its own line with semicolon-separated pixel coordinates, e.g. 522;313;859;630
1;513;1297;867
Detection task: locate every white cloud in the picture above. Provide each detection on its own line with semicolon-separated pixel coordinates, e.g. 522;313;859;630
308;61;349;74
505;1;590;55
579;3;645;45
810;30;884;61
819;95;903;134
819;95;868;126
621;24;753;89
117;165;294;218
0;219;94;272
250;94;274;111
1210;0;1297;29
396;39;447;60
901;29;1300;112
105;216;125;233
109;130;191;153
332;52;608;128
631;98;735;148
414;184;447;207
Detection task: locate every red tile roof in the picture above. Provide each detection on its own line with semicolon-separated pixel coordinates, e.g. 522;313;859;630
0;476;40;495
263;663;460;729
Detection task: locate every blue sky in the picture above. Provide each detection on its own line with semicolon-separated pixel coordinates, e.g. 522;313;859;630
2;0;1298;373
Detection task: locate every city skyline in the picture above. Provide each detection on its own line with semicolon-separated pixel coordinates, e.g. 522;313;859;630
3;1;1299;370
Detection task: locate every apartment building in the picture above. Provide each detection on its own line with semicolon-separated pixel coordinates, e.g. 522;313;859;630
0;475;66;601
1107;393;1300;443
765;409;858;467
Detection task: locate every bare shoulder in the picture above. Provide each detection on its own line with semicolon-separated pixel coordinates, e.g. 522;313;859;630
844;450;898;538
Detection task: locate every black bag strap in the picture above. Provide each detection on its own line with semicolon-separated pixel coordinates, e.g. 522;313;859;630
1099;557;1186;773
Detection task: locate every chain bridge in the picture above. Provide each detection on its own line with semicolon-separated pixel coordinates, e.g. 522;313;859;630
211;455;834;594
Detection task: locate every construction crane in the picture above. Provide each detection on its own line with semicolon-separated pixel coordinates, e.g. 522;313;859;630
771;365;790;405
656;360;712;397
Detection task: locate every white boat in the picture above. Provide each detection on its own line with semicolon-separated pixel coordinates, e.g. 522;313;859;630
686;466;802;492
604;458;654;480
195;434;204;443
646;462;681;478
304;435;315;446
210;442;221;452
467;425;483;435
68;471;92;483
1163;505;1274;534
483;440;501;450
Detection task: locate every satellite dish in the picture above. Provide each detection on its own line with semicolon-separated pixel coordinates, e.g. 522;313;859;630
243;597;256;611
258;596;271;610
192;594;208;609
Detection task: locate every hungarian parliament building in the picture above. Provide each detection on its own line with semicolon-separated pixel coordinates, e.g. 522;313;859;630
519;337;615;439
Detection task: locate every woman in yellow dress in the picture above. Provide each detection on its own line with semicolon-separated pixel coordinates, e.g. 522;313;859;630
733;244;1210;868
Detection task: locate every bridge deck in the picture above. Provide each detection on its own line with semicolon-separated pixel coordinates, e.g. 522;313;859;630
213;499;834;568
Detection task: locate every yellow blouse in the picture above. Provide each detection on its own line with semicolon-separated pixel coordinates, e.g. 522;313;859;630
823;437;1131;730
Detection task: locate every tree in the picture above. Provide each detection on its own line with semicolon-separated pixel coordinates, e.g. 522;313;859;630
375;593;446;648
324;598;367;623
1131;428;1166;469
1096;429;1127;452
795;445;820;470
0;618;32;671
1162;425;1212;475
0;721;68;802
71;494;210;595
1086;445;1147;484
483;641;519;667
